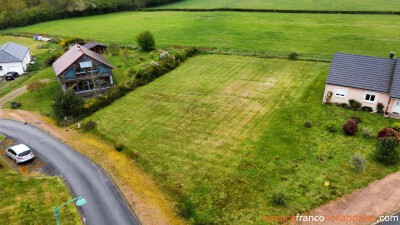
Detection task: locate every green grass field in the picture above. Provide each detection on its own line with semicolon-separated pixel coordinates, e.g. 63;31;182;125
0;156;80;225
7;12;400;59
87;55;397;224
158;0;400;11
0;35;50;55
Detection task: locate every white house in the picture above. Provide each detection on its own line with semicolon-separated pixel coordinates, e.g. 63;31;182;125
0;42;31;76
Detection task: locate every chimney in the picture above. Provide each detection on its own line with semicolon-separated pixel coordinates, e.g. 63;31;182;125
77;45;81;51
390;52;395;59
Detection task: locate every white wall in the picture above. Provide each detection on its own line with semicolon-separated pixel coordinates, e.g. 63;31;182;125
0;62;24;76
0;50;31;76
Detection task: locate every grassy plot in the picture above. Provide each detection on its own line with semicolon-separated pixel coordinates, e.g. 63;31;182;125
157;0;400;11
7;12;400;59
87;55;396;224
0;35;49;55
0;157;80;225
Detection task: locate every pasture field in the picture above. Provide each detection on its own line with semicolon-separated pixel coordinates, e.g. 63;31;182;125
157;0;400;11
7;12;400;59
0;152;80;224
88;55;397;224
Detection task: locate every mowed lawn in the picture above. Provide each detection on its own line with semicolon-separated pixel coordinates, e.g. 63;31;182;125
0;158;80;225
0;35;47;55
7;12;400;58
88;55;397;224
158;0;400;11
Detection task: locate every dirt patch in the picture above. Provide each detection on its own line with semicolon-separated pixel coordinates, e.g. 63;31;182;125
0;137;56;177
0;109;186;225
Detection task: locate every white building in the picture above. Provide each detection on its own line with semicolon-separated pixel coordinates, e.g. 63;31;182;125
0;42;31;76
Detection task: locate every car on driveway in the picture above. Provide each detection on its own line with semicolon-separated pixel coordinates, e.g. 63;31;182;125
6;144;35;164
5;71;19;80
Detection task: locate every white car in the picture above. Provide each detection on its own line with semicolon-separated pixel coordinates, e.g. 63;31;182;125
6;144;35;164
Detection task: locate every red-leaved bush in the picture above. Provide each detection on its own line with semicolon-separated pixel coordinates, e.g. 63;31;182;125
343;119;358;136
377;128;399;142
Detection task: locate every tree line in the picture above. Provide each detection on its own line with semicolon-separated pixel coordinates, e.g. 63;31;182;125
0;0;183;29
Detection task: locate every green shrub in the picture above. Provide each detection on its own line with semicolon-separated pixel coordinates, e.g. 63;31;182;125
343;119;358;136
108;43;120;56
288;52;299;60
391;123;400;132
44;54;60;67
349;99;362;111
361;127;373;139
361;106;373;112
375;137;399;165
136;31;155;51
325;121;338;133
350;154;366;172
377;102;385;113
337;103;349;109
271;192;287;207
52;90;85;120
174;51;188;62
115;142;125;152
304;121;312;128
185;47;198;57
81;120;97;132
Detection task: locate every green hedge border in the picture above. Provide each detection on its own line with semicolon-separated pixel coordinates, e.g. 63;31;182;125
143;8;400;15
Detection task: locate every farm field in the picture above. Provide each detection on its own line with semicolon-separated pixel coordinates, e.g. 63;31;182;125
157;0;400;11
7;11;400;59
0;151;80;224
88;55;397;224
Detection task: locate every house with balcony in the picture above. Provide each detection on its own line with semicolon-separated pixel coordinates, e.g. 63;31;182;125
52;44;114;96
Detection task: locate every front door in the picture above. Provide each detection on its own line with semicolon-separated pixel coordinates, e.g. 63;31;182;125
393;99;400;114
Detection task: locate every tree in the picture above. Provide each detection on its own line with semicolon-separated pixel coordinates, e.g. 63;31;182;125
136;31;155;51
52;90;85;119
27;80;47;96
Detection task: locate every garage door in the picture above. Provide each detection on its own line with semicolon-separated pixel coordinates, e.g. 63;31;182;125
8;66;22;75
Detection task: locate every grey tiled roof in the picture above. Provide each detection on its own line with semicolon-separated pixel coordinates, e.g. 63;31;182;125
390;58;400;98
82;42;105;50
0;42;29;63
326;53;396;93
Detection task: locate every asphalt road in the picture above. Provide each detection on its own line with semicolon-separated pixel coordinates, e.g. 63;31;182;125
0;119;140;225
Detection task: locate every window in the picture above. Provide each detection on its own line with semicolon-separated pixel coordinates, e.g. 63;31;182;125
365;93;376;102
79;61;92;68
0;66;2;71
335;88;346;97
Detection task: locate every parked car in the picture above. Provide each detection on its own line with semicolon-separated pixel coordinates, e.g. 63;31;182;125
6;144;35;164
5;71;19;80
